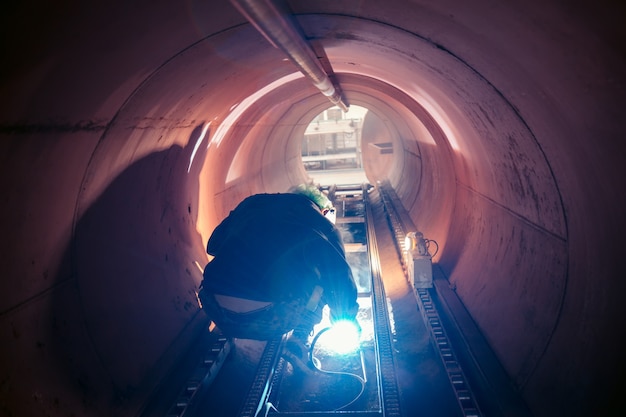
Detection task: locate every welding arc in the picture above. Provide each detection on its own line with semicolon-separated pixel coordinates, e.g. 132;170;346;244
309;326;367;411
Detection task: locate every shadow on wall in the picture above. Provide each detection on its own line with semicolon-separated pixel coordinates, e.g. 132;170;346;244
47;124;210;415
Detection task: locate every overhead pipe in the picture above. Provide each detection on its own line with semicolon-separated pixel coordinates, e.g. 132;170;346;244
230;0;349;112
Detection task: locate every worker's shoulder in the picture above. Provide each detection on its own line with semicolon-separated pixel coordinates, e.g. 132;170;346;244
239;192;315;209
243;192;308;202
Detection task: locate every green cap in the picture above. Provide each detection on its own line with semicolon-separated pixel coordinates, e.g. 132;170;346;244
289;184;332;210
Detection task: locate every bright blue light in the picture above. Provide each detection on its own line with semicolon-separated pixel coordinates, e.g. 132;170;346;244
321;320;361;354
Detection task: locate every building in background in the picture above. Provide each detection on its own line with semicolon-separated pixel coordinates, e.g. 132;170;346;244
301;106;367;172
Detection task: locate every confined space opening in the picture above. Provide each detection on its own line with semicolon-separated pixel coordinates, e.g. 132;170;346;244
301;105;369;186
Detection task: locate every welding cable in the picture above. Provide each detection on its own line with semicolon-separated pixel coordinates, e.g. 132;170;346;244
308;326;367;411
425;239;439;257
260;401;279;417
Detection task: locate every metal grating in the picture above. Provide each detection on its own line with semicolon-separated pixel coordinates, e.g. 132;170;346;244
237;336;286;417
364;186;403;417
377;182;483;417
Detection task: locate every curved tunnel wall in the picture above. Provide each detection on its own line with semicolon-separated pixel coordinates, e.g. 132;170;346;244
1;1;625;416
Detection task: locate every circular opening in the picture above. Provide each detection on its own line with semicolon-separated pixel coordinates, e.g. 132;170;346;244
301;105;369;186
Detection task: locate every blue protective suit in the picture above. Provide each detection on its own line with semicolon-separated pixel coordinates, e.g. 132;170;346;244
199;193;359;340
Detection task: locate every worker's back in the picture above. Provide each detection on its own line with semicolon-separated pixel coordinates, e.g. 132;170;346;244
200;192;358;340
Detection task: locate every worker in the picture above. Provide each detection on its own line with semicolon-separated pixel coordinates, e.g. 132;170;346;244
197;185;359;353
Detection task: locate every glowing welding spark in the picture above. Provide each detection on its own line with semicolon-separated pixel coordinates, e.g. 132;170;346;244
321;320;361;355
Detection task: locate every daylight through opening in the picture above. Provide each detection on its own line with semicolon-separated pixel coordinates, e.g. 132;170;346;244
301;105;369;186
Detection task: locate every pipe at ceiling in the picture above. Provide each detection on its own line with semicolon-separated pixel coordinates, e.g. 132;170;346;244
230;0;349;112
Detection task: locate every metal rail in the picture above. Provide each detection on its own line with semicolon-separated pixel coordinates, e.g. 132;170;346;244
363;186;403;417
165;335;231;417
238;336;287;417
377;181;483;417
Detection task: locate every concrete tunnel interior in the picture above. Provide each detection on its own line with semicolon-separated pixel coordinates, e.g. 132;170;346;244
1;1;625;416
